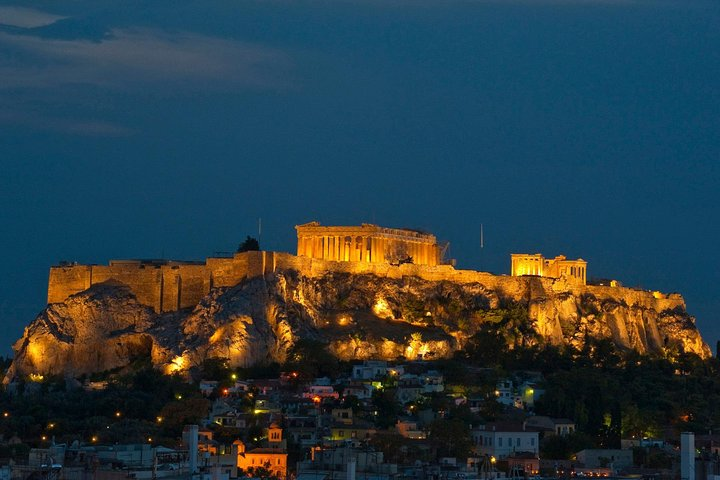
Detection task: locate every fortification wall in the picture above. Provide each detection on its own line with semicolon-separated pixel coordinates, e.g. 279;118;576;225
48;265;92;304
160;265;207;312
206;251;276;288
89;265;165;312
268;253;685;312
48;251;685;315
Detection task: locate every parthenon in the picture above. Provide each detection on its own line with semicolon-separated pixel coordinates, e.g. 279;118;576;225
295;222;441;266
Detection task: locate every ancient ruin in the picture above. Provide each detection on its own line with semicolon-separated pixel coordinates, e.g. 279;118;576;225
7;222;709;380
47;223;589;313
510;254;587;285
295;222;441;266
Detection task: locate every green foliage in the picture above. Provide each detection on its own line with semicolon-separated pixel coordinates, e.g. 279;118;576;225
371;388;400;429
236;362;281;380
369;432;432;464
400;297;426;322
429;417;473;458
455;324;720;447
238;464;280;480
158;397;210;433
237;236;260;252
540;432;595;460
283;339;342;380
632;446;673;469
458;304;541;365
0;365;202;448
199;357;231;382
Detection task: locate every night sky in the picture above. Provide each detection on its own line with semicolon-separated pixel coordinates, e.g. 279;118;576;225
1;0;718;356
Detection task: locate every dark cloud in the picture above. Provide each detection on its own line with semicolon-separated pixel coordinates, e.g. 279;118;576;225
0;6;65;28
0;28;293;92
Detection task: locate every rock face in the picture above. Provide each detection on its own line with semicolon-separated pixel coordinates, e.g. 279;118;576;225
6;269;711;381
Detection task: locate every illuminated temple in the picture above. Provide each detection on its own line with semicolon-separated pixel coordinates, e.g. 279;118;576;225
295;222;441;266
510;253;587;285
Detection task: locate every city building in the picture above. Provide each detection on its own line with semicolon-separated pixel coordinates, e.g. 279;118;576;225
472;422;539;460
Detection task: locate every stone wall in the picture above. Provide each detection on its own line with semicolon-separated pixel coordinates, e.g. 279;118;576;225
47;265;92;305
48;251;685;315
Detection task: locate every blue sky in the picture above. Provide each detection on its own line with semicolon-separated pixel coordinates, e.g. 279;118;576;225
0;0;718;355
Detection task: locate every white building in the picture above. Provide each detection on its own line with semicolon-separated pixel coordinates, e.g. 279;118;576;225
496;380;514;406
576;449;633;471
422;371;444;393
472;423;539;460
302;385;339;400
352;360;388;380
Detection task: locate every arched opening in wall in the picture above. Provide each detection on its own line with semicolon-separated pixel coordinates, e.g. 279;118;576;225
344;236;351;262
366;237;372;262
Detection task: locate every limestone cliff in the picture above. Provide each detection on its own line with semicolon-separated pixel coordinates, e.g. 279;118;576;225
6;268;711;381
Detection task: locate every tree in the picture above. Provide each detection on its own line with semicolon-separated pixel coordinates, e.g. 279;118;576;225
429;417;473;459
283;339;341;380
237;236;260;253
372;388;400;429
199;357;231;382
238;464;280;480
158;398;210;433
540;432;594;460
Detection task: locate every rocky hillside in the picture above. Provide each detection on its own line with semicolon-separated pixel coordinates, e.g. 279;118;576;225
5;269;711;381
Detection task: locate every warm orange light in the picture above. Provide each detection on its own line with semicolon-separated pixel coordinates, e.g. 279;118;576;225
223;388;229;395
91;436;98;442
312;395;321;404
165;355;186;374
115;411;121;418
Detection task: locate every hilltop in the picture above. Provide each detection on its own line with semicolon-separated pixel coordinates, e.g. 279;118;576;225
6;253;710;382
